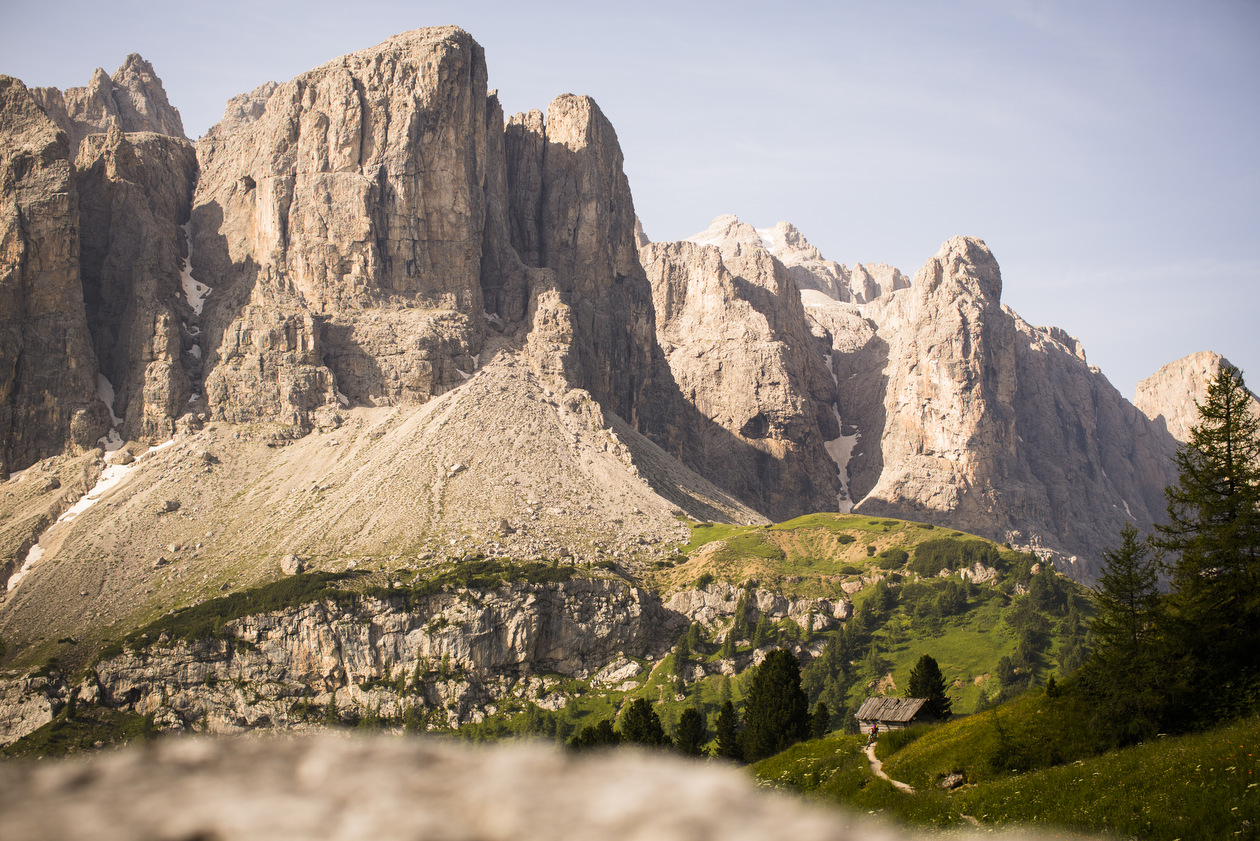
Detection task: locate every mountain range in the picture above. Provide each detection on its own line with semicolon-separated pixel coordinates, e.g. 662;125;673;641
0;26;1247;743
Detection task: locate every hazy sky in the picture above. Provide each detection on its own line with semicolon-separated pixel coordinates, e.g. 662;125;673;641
4;0;1257;398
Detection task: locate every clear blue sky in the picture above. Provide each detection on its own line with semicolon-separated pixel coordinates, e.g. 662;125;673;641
4;0;1257;398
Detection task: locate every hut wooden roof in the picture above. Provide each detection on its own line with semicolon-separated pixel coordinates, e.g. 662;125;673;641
855;697;930;723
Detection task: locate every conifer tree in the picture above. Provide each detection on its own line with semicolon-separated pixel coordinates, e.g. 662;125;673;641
731;591;749;641
809;701;830;740
721;629;737;660
751;614;773;649
906;653;952;719
801;627;855;719
673;630;691;680
568;718;620;750
1155;364;1260;714
674;706;708;756
1081;524;1174;742
619;698;671;747
740;649;809;763
713;700;742;760
403;702;423;734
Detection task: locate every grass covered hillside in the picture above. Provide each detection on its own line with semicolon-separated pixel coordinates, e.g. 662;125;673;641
654;514;1092;720
752;686;1260;840
0;510;1093;758
446;514;1093;746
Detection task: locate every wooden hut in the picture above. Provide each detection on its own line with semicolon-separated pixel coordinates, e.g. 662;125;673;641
855;697;936;732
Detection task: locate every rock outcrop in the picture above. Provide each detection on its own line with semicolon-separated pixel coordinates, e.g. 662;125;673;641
88;580;685;732
190;29;665;440
809;236;1179;578
845;236;1023;527
0;576;845;744
750;219;909;304
642;216;840;518
75;124;198;442
192;28;494;427
508;94;664;426
0;76;109;476
1134;351;1260;443
203;81;278;139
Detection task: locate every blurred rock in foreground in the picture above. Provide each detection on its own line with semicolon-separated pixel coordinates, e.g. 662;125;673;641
0;733;1083;840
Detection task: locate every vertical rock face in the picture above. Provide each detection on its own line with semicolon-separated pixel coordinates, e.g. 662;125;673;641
193;27;494;424
642;216;840;519
1134;351;1259;443
503;109;545;268
510;95;662;426
853;237;1023;528
203;82;279;140
191;28;664;434
75;125;198;442
1003;312;1177;577
0;76;108;475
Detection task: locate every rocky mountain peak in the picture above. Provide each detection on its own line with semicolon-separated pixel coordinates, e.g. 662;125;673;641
684;214;767;255
28;54;186;157
912;235;1002;303
685;215;909;305
205;82;279;139
108;52;186;139
1134;351;1259;442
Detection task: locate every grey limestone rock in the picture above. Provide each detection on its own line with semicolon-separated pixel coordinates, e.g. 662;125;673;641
203;81;279;139
819;236;1180;580
29;54;186;157
75;123;198;443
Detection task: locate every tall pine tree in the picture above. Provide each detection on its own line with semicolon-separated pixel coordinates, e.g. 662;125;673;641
740;649;809;763
619;698;671;747
1155;364;1260;717
1081;524;1172;743
906;653;952;719
713;700;742;760
674;706;707;756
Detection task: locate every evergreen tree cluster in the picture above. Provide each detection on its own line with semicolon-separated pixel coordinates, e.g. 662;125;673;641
1083;364;1260;743
567;649;831;764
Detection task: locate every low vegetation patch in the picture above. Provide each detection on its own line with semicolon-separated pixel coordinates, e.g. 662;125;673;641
908;537;1001;577
102;558;579;659
107;571;359;654
1;704;157;758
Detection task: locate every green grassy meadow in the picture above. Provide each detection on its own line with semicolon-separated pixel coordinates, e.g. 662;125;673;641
754;704;1260;840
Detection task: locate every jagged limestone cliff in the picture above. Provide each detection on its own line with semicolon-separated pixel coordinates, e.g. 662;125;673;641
807;236;1179;578
642;216;841;519
0;575;846;745
0;76;110;475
